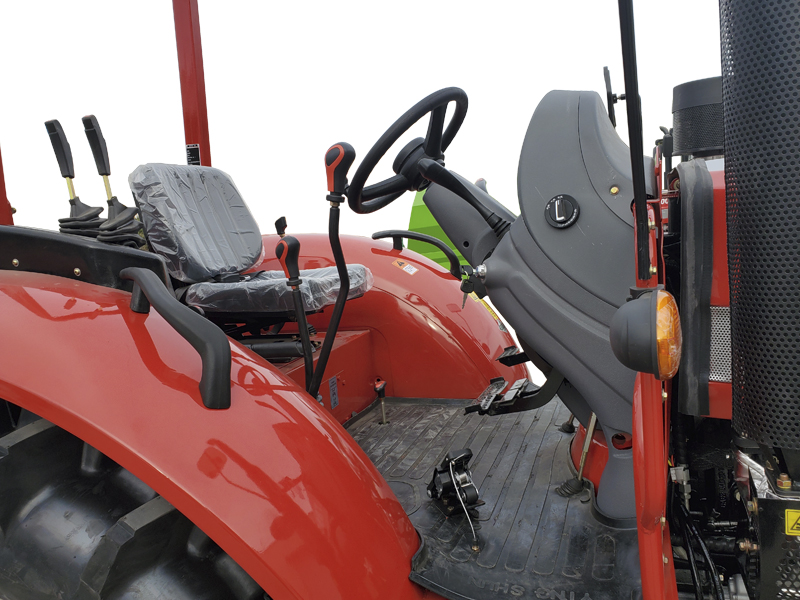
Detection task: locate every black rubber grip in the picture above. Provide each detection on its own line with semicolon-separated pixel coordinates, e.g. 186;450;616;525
120;267;231;410
44;120;74;179
82;115;111;176
372;229;461;280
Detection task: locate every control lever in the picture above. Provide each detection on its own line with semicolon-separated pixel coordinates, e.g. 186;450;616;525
375;379;388;425
276;236;314;391
82;116;142;246
417;158;511;238
466;370;564;416
275;216;287;237
45;120;104;227
307;142;357;400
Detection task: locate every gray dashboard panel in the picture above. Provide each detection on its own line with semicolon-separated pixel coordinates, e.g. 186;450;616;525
517;91;649;308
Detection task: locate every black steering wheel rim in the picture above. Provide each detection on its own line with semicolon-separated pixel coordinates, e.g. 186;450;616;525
346;87;468;214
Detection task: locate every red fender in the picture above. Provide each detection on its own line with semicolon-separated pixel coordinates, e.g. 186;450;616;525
0;270;442;600
253;233;528;400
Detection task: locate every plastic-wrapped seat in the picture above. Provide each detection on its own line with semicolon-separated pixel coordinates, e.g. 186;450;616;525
128;163;373;314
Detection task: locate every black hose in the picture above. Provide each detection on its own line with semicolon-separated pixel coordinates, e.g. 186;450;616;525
308;204;350;399
679;503;725;600
678;510;705;600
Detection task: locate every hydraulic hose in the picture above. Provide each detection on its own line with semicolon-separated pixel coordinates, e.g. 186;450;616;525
679;503;725;600
308;203;349;399
677;506;704;600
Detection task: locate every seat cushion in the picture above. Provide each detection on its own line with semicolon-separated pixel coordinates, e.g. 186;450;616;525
129;164;263;283
184;265;373;313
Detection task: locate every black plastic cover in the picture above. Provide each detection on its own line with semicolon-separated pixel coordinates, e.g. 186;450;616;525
676;160;714;416
128;164;262;283
0;225;171;292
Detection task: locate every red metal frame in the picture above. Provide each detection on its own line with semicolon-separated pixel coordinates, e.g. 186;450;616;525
172;0;212;166
0;142;13;225
633;374;678;600
631;151;678;600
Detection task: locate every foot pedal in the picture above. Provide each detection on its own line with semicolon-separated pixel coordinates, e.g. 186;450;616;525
466;378;540;416
465;377;507;414
496;346;529;367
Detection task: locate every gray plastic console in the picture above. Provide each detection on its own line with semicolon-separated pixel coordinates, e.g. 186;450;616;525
481;90;648;519
422;173;517;267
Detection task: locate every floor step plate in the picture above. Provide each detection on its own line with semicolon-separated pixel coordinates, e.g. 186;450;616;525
347;399;642;600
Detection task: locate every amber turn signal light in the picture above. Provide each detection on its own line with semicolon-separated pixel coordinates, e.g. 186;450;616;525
609;288;682;380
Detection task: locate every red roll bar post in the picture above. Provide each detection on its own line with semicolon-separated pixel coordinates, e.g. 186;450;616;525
172;0;212;167
0;143;13;225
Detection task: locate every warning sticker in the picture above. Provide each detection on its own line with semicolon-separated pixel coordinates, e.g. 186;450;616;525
786;510;800;535
475;295;509;332
392;259;419;275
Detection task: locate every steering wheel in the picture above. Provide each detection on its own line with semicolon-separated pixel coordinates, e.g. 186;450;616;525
346;87;468;214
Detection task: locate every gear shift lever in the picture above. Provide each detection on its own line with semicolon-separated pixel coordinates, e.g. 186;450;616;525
276;235;314;391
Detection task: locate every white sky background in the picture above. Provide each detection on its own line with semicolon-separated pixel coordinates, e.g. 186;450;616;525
1;1;721;238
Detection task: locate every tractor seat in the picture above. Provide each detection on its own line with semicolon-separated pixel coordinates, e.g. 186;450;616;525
128;163;373;314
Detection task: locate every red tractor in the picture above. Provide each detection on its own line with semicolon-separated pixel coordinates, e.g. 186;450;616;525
0;0;794;599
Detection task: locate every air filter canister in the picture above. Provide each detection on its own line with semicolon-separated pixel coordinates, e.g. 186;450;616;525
721;0;800;449
672;77;723;157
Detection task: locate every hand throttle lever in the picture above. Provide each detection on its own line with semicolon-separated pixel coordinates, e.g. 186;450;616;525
307;142;356;400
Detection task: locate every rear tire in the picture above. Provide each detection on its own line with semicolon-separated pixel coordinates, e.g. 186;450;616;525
0;414;268;600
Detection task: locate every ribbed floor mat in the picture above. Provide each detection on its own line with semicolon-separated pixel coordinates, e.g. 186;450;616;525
347;399;642;600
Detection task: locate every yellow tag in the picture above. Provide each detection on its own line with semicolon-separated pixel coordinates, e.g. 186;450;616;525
786;509;800;535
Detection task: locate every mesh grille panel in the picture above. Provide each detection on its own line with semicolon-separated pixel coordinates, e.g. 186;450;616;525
778;537;800;598
710;306;732;383
722;0;800;449
673;103;724;156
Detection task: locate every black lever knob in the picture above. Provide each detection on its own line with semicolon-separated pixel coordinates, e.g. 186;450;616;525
82;115;111;176
275;235;301;285
275;216;287;237
44;120;75;180
325;142;356;196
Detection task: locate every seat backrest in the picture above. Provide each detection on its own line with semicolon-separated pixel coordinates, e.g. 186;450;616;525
129;164;263;283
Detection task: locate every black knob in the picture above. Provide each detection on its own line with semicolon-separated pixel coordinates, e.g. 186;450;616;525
44;120;75;179
275;235;301;284
82;115;111;176
325;142;356;196
275;216;287;237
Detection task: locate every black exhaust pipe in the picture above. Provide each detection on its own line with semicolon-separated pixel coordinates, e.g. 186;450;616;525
721;0;800;452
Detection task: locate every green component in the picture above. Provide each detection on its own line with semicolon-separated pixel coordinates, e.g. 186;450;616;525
407;190;467;270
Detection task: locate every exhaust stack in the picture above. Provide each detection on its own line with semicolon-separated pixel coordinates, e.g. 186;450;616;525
721;0;800;451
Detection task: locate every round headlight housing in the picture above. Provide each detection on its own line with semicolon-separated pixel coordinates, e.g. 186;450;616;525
610;288;682;380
